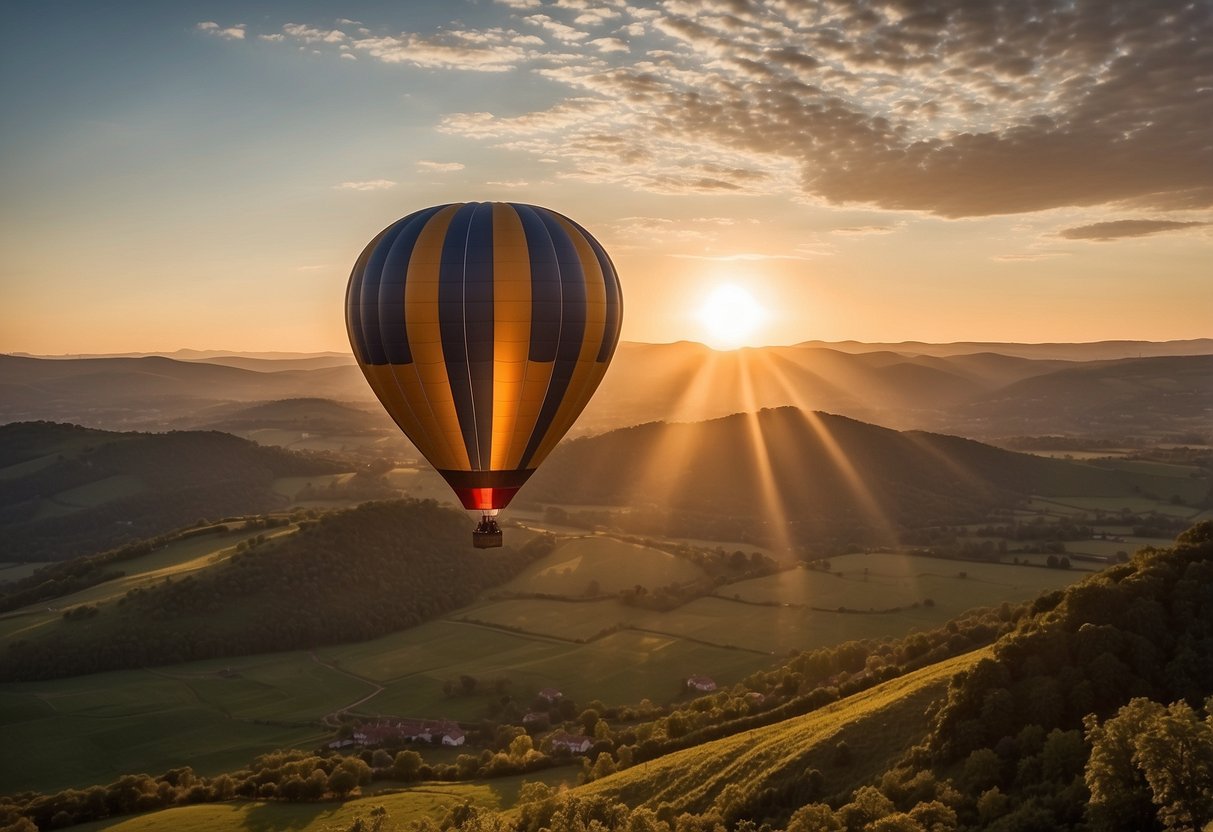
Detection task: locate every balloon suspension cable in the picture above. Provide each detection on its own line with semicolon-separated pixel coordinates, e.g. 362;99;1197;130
475;513;501;535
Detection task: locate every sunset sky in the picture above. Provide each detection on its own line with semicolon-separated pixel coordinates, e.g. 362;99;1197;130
2;0;1209;354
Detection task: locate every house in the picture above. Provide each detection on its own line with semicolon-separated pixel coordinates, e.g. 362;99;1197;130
538;687;563;703
548;730;592;754
686;675;717;692
352;718;466;747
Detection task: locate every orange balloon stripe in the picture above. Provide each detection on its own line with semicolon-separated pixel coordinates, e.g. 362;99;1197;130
404;204;471;472
490;203;533;470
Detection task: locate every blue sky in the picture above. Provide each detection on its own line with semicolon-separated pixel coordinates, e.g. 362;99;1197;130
2;0;1209;353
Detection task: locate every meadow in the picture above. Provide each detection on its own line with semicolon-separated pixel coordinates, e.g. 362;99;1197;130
72;769;576;832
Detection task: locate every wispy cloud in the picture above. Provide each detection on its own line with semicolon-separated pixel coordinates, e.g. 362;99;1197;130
1056;220;1210;241
196;22;245;40
416;161;465;173
335;179;397;191
991;251;1071;262
829;225;899;236
670;251;821;262
231;0;1213;217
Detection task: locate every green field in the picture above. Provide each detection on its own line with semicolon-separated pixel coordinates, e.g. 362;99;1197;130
0;661;335;793
0;526;287;641
323;618;772;717
0;562;47;583
74;770;577;832
30;474;148;520
500;536;705;596
466;551;1090;657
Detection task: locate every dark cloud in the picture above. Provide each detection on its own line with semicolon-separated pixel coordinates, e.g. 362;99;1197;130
1057;220;1211;241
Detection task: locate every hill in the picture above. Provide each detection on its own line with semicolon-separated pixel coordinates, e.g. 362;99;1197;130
0;422;343;561
0;500;551;681
525;408;1154;550
793;338;1213;361
963;354;1213;435
4;345;1209;443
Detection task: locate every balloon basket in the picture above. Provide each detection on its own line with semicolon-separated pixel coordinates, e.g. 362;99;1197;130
473;529;504;549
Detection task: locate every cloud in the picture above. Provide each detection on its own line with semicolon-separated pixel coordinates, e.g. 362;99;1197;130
335;179;397;191
523;14;590;42
471;0;1213;216
246;1;1213;217
829;225;898;236
486;179;530;187
991;251;1071;262
588;37;629;53
1056;220;1211;241
196;21;245;40
261;21;543;72
416;161;465;172
669;251;820;262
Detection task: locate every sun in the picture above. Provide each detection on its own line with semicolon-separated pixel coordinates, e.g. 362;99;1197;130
697;283;767;348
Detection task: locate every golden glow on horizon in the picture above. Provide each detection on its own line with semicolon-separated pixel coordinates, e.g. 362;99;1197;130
697;284;768;349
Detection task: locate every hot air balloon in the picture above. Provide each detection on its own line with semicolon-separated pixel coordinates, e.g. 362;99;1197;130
346;202;623;548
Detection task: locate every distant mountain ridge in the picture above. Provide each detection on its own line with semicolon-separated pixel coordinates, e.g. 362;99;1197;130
792;338;1213;360
526;407;1175;550
2;342;1209;440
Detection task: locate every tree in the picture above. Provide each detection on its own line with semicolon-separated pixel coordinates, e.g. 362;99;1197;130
786;803;841;832
393;750;423;781
328;769;358;798
1085;699;1168;832
1133;700;1213;831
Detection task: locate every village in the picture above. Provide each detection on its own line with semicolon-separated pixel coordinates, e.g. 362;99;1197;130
327;676;722;759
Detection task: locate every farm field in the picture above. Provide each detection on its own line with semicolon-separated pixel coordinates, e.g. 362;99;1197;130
499;536;705;596
324;619;772;716
466;549;1092;656
0;657;338;793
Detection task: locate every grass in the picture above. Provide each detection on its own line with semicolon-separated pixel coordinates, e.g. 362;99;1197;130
0;653;375;793
320;619;771;717
0;562;48;583
0;681;329;794
577;647;992;813
500;536;706;596
71;769;581;831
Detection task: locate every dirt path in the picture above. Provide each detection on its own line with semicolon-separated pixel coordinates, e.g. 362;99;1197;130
310;651;386;726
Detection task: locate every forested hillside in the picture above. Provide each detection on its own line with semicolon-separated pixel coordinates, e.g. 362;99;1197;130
0;500;551;680
0;422;344;561
526;408;1144;549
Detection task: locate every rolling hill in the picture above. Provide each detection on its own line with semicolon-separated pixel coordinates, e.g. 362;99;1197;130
525;407;1162;549
0;422;343;561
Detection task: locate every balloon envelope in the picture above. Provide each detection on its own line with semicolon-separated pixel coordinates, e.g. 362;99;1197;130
346;202;622;511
